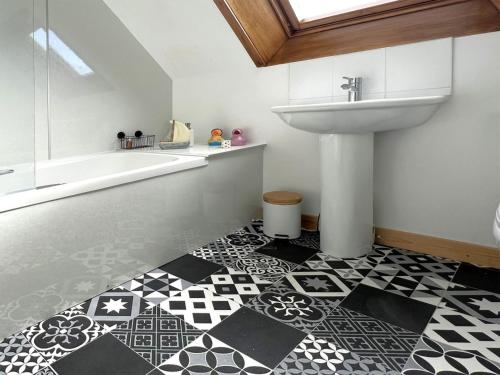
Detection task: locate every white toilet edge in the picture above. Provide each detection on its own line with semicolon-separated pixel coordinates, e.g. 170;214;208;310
494;203;500;246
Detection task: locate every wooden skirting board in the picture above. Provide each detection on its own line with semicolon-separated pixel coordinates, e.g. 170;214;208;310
301;214;319;231
256;211;499;268
375;227;500;269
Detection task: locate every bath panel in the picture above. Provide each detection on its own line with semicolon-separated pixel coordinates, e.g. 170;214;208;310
0;148;263;338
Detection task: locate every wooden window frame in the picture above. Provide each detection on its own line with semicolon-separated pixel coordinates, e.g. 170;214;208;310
214;0;500;67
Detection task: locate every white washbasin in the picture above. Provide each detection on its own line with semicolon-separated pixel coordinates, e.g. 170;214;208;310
271;94;450;258
271;96;449;134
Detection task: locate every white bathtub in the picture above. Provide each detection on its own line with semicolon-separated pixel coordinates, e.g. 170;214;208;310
0;151;207;212
0;146;263;337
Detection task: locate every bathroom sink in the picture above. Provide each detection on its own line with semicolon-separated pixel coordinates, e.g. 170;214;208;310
271;95;450;258
271;96;449;134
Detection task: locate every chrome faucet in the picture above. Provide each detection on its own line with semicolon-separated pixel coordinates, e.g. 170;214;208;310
341;76;362;102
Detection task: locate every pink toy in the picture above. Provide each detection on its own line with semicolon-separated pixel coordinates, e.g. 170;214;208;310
231;128;247;146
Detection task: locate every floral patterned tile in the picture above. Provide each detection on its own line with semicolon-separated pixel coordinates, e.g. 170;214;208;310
402;336;500;375
222;230;271;250
312;307;420;372
228;252;297;283
190;240;255;267
273;334;399;375
245;284;334;333
0;332;49;375
34;367;58;375
157;334;271;374
22;306;106;364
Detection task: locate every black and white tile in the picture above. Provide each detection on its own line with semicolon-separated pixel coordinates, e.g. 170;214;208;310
209;307;307;369
402;335;500;375
312;307;420;372
190;240;254;267
272;333;349;374
452;263;500;295
222;229;271;250
34;367;58;375
229;252;297;283
159;285;241;331
159;254;224;284
236;220;267;236
77;287;153;332
440;281;500;323
246;285;334;333
361;263;450;306
423;306;500;362
111;305;203;367
271;264;355;304
341;284;436;334
0;332;49;375
22;306;106;364
290;230;321;250
379;248;459;281
51;333;154;375
273;334;400;375
304;252;383;281
120;268;192;306
197;266;273;305
3;221;500;375
255;240;319;265
158;333;271;374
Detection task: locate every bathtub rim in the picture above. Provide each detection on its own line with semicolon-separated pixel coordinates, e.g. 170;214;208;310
0;152;207;213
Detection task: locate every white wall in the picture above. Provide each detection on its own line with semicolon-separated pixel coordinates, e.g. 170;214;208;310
106;1;500;246
288;38;452;103
43;0;173;159
174;67;322;214
103;0;250;78
173;32;500;246
374;32;500;247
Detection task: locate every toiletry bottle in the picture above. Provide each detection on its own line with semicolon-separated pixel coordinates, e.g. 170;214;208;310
186;123;194;146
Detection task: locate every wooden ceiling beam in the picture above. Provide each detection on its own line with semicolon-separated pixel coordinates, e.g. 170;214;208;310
214;0;500;67
214;0;288;67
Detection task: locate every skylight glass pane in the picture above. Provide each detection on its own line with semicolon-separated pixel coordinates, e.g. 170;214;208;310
31;28;94;76
289;0;399;21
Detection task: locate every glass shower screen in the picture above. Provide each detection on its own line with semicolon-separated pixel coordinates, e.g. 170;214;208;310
0;0;44;195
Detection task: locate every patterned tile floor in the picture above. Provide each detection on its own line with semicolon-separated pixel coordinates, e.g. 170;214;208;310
0;220;499;375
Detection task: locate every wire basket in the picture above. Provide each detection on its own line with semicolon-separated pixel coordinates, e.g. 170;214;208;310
120;135;155;150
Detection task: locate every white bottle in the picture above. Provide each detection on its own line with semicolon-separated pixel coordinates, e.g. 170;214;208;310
186;123;194;146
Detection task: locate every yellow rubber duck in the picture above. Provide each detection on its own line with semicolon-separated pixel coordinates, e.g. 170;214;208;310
208;128;224;147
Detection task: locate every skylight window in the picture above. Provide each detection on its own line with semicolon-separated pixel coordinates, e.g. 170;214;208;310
289;0;399;21
31;28;94;76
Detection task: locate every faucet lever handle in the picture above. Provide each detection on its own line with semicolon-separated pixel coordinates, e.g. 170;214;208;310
342;76;353;83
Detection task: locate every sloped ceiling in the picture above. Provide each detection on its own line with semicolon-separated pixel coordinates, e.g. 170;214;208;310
103;0;254;79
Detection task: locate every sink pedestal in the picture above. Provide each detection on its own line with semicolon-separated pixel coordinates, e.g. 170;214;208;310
320;134;374;258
